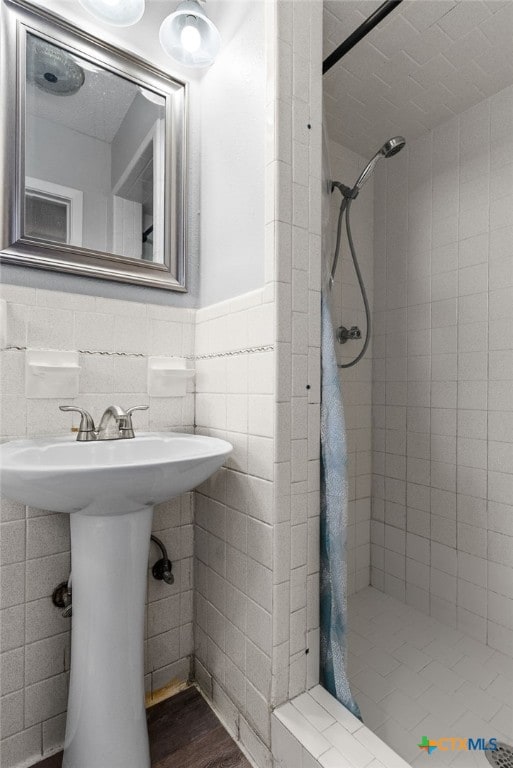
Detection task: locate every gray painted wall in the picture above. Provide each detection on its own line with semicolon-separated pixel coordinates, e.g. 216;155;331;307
111;92;163;191
198;0;266;306
2;0;267;310
26;115;112;253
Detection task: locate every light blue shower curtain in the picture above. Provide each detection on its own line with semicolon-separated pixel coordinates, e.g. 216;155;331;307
320;134;361;719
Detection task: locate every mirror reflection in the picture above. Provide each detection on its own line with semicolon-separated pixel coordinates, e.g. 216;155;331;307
25;32;166;264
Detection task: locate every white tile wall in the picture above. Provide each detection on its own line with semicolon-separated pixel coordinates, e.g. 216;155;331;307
194;287;276;754
194;4;324;768
371;83;513;656
0;284;195;768
328;139;374;595
272;0;323;711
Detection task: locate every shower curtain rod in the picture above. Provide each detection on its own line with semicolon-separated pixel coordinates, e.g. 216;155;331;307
323;0;404;75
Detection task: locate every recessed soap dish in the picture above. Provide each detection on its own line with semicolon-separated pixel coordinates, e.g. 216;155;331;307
26;350;80;398
148;357;194;397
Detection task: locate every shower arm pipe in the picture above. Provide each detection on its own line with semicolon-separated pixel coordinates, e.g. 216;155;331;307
323;0;404;75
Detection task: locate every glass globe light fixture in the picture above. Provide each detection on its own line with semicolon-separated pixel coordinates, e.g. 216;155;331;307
78;0;145;27
160;0;221;68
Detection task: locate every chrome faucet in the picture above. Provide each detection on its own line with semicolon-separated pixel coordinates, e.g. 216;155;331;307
60;404;148;441
96;405;132;440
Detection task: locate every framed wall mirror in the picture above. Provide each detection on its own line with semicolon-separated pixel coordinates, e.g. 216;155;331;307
0;0;187;291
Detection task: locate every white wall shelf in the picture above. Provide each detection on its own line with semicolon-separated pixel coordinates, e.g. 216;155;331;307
25;349;80;399
147;357;194;397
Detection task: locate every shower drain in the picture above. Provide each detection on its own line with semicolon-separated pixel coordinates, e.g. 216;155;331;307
486;742;513;768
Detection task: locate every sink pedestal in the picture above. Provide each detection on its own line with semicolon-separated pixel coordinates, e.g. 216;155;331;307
0;432;232;767
63;507;153;768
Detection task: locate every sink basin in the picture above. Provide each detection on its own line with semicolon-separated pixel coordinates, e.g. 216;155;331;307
0;431;232;768
0;432;233;515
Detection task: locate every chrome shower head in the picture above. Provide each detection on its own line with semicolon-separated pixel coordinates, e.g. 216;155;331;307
381;136;406;158
353;135;406;191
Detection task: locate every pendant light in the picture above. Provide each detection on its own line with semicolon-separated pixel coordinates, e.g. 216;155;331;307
78;0;145;27
159;0;221;68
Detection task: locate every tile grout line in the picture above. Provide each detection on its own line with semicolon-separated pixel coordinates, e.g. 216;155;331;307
1;344;275;360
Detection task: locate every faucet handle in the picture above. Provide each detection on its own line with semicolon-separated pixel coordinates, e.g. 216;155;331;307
59;406;96;441
121;405;148;438
126;405;149;416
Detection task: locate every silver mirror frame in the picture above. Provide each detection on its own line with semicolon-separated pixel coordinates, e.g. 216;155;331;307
0;0;187;292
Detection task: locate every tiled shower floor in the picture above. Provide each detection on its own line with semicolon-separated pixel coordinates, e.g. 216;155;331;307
348;587;513;767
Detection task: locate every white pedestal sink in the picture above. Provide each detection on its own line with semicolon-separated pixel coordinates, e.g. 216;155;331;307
0;432;232;768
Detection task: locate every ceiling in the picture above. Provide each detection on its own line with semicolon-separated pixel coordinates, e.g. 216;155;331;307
26;38;138;144
323;0;513;157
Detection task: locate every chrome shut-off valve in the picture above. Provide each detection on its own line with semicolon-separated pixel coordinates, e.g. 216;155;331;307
150;535;174;585
337;325;362;344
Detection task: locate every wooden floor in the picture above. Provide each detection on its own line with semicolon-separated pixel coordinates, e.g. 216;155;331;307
33;687;252;768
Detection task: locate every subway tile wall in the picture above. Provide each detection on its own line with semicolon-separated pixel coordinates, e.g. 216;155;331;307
328;140;374;595
193;2;323;766
0;284;195;768
272;0;323;713
193;287;276;758
371;83;513;657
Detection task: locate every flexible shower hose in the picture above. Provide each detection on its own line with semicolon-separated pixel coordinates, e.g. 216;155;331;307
331;195;371;369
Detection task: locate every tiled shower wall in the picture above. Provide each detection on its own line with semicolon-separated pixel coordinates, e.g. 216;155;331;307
328;139;374;595
0;284;195;768
371;83;513;656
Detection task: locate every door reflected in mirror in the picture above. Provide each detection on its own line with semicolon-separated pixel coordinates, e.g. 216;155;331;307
25;33;166;265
